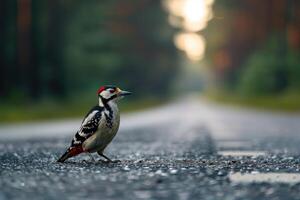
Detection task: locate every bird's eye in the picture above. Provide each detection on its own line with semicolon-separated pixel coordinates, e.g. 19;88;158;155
109;89;115;93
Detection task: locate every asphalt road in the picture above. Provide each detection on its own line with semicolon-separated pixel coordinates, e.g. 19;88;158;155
1;97;300;200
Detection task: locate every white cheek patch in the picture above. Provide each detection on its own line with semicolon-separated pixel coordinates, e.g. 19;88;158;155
101;90;112;99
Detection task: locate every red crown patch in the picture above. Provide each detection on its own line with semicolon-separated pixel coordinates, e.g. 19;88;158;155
97;86;106;94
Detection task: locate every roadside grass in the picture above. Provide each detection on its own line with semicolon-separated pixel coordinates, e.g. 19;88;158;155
0;98;164;124
206;91;300;112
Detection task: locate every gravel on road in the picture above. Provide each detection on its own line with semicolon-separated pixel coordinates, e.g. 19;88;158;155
1;98;300;200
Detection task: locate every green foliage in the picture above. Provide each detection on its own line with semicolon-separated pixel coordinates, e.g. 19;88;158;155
286;50;300;90
62;0;178;98
238;35;300;96
0;0;178;103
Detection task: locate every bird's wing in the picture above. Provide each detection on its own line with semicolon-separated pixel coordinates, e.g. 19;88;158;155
71;107;104;147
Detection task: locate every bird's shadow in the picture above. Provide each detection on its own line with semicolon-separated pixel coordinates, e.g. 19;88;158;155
53;158;208;167
54;159;123;167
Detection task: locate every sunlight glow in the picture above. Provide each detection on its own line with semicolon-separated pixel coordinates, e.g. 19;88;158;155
163;0;214;32
174;33;205;61
163;0;214;61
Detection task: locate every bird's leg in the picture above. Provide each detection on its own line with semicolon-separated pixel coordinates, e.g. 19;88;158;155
87;153;96;162
97;151;120;163
100;153;112;162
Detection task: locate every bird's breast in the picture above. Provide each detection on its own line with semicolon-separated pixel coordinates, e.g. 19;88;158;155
83;106;120;152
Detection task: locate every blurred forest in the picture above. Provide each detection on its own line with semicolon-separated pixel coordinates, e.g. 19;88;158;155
0;0;178;104
1;0;300;122
205;0;300;98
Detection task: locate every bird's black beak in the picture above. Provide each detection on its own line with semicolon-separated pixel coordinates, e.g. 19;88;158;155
118;89;132;97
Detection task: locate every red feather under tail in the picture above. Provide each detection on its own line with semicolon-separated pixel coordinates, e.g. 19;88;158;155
57;146;83;163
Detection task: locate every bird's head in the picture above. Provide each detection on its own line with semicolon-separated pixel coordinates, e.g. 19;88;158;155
97;85;131;105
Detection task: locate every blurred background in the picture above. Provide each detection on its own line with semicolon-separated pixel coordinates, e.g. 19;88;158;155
0;0;299;122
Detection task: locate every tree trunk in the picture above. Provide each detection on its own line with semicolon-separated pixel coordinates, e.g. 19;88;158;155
47;0;65;97
17;0;32;95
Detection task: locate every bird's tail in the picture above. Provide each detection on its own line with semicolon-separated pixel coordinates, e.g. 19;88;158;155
57;146;83;163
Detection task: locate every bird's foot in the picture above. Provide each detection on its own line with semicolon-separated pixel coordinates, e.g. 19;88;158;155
111;159;121;163
97;159;110;164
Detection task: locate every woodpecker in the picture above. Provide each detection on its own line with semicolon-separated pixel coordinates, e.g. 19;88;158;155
57;85;131;163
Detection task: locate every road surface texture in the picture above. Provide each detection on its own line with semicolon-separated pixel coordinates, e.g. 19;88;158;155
1;97;300;200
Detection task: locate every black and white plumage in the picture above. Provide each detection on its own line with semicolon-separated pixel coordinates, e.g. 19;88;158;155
57;85;131;163
71;107;103;146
